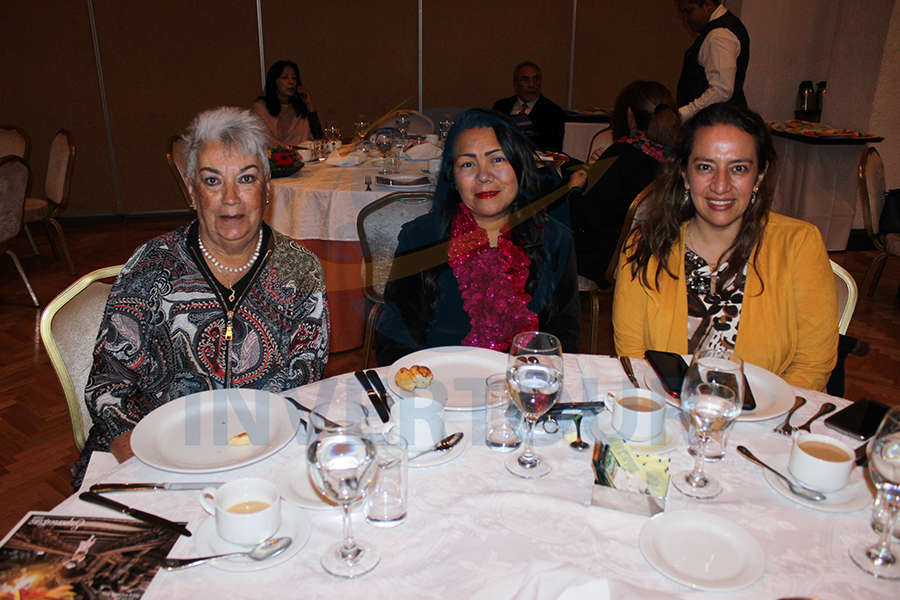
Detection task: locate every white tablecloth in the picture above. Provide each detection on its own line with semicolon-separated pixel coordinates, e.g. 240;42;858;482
771;137;869;251
563;121;610;162
43;356;895;599
266;158;434;242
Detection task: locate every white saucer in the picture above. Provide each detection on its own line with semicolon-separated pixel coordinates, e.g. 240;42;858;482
278;452;363;511
761;454;873;513
194;503;310;571
588;412;684;454
409;424;468;468
639;510;765;591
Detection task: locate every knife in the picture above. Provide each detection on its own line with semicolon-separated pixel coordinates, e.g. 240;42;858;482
354;370;390;423
547;402;605;417
79;491;192;537
89;482;224;493
619;356;641;388
284;396;341;428
365;370;392;419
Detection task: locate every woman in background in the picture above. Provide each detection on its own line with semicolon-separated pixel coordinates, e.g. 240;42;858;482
613;102;837;390
376;109;579;365
252;59;322;146
569;80;680;286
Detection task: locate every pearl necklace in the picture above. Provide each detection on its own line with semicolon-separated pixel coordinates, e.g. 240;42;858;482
198;231;262;274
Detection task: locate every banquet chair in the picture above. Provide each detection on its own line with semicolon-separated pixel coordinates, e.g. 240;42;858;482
586;127;613;162
371;110;435;136
577;182;654;354
40;264;123;450
357;191;434;368
0;125;30;161
857;147;898;296
0;156;39;307
167;135;192;207
830;260;857;335
23;129;76;275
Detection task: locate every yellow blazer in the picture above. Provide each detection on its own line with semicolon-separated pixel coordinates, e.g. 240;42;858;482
613;212;838;391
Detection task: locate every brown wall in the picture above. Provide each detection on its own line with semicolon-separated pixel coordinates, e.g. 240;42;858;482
1;1;694;216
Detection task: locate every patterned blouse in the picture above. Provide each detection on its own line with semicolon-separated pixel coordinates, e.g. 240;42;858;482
73;223;329;486
685;249;748;354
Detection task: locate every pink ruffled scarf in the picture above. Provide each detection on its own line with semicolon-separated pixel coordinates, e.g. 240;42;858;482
448;205;538;351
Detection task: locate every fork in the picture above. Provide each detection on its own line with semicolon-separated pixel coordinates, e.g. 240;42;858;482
364;175;372;191
796;402;837;433
773;396;807;436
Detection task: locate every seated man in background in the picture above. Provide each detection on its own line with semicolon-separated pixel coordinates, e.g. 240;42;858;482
493;61;566;152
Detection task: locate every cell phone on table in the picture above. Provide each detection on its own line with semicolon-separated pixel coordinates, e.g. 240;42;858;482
644;350;688;399
824;398;890;440
707;371;757;412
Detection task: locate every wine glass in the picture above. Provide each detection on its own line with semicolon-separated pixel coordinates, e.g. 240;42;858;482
374;132;393;174
505;331;563;479
306;405;379;578
438;119;452;140
353;117;369;141
673;349;744;499
850;406;900;579
396;112;410;138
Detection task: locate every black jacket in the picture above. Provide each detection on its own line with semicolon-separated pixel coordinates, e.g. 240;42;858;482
375;213;580;365
492;95;566;152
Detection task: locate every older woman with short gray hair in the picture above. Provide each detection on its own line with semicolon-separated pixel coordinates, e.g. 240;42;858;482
72;106;330;488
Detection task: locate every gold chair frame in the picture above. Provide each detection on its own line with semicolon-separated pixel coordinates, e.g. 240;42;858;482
40;264;123;450
830;260;857;335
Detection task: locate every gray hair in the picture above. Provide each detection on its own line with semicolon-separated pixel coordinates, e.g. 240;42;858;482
184;107;270;179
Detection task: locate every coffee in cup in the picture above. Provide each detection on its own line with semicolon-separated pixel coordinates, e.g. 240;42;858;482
604;388;666;442
201;478;281;545
788;432;853;492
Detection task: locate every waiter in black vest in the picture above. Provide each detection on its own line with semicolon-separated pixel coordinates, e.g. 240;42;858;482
676;0;749;121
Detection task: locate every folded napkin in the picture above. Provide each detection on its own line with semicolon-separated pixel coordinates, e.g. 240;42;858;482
403;142;442;161
325;150;364;167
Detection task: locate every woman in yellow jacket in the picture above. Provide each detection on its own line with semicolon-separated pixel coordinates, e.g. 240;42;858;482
613;103;837;391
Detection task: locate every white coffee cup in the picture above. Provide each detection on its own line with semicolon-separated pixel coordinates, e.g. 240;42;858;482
297;148;312;162
390;396;445;451
604;388;666;442
201;478;281;545
788;431;853;492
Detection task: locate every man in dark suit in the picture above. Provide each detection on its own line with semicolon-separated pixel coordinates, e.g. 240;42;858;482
676;0;749;121
492;61;566;152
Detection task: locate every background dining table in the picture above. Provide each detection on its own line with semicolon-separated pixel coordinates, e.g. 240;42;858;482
265;156;436;353
26;355;896;599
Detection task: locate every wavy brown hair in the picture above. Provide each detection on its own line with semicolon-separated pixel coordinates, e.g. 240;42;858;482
624;102;776;289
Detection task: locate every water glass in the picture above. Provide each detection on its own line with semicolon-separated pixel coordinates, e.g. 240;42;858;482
485;373;521;451
365;431;408;527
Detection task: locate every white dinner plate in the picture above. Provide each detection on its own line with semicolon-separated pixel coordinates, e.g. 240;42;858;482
761;454;872;512
194;502;310;572
374;173;434;190
588;412;684;454
131;389;300;473
387;346;508;411
643;361;794;422
639;510;765;591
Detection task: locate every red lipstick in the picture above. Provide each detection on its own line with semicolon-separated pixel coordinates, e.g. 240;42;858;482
475;191;499;199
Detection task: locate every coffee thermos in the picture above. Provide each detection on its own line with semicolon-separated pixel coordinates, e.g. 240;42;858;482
795;80;826;122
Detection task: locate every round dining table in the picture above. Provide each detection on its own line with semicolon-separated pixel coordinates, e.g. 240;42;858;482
266;156;436;353
29;355;896;599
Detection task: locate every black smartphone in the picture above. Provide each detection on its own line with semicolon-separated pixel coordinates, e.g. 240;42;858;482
824;398;890;440
707;371;757;412
644;350;688;399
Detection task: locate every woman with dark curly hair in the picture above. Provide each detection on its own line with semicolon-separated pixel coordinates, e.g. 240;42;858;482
251;59;322;145
613;102;837;390
375;109;579;365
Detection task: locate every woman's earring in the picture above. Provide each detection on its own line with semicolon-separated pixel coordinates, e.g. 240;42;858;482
750;187;759;206
681;188;691;208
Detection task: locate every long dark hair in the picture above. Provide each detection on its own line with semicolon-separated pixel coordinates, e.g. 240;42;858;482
429;109;547;294
611;80;680;148
260;60;310;119
625;102;776;289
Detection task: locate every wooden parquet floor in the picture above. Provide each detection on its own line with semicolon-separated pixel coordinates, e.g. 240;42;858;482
0;215;898;534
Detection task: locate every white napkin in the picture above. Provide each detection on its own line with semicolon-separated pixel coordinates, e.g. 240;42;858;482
403;142;442;161
325;150;364;167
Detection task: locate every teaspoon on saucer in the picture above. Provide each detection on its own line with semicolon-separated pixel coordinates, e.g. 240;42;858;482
162;536;292;570
409;432;464;462
737;445;825;502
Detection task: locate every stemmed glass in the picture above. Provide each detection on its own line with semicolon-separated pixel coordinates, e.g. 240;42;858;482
438;119;452;140
353;117;369;141
851;406;900;579
673;349;744;499
374;132;393;175
396;112;410;138
505;331;563;479
306;405;379;578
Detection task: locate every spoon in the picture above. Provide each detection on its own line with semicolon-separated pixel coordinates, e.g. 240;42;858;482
409;432;464;462
737;445;825;502
570;414;590;451
796;402;837;433
161;536;292;570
